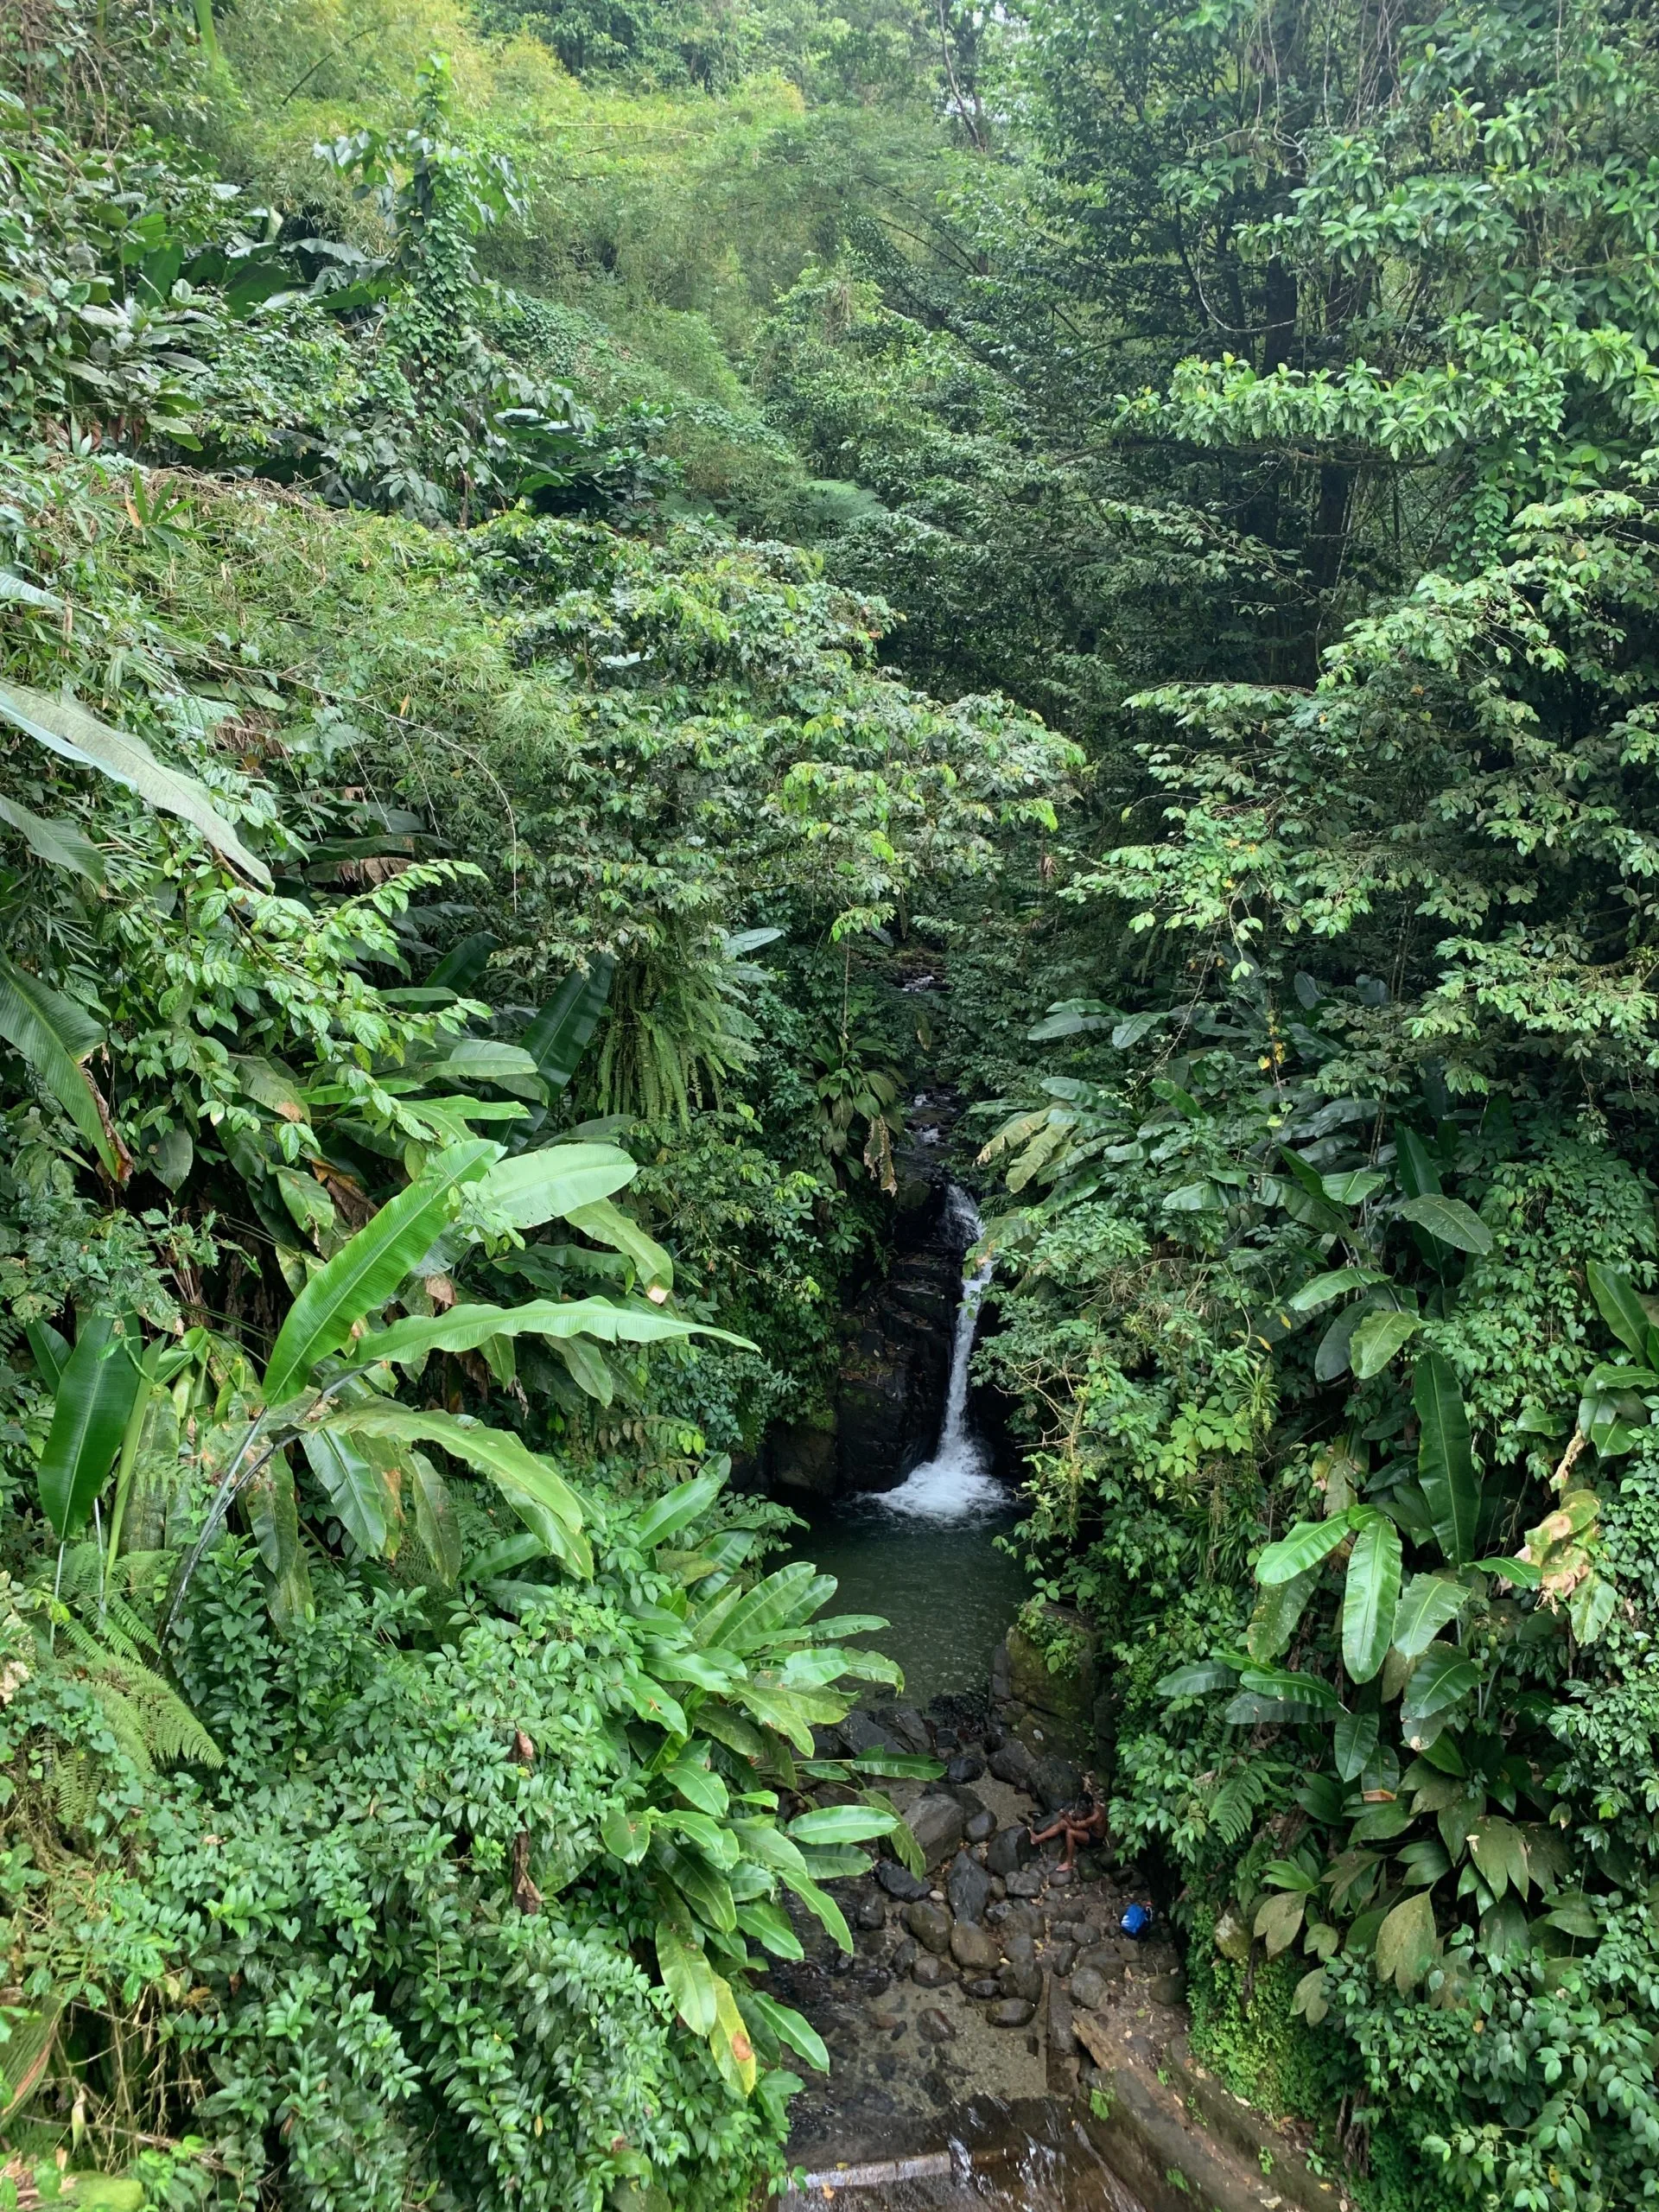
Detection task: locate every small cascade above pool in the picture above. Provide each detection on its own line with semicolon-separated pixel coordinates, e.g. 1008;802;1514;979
788;1185;1025;1708
873;1185;1004;1526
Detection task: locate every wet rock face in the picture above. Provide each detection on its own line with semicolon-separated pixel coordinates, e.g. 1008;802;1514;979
830;1205;964;1493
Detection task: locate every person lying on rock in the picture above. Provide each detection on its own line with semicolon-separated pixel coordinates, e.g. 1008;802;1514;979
1027;1774;1109;1872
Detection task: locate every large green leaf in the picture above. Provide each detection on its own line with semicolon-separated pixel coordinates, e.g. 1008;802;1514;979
521;957;615;1089
1349;1309;1422;1379
656;1919;718;2035
37;1315;143;1538
1414;1351;1479;1566
1374;1891;1438;1994
0;678;271;887
359;1297;750;1370
409;1452;462;1586
262;1141;496;1402
1468;1817;1530;1902
1586;1260;1651;1357
1246;1566;1318;1662
1401;1644;1480;1723
1287;1266;1388;1314
631;1471;727;1552
564;1197;674;1292
0;952;121;1177
317;1402;591;1575
0;794;105;884
300;1427;398;1556
475;1143;636;1230
241;1447;313;1630
738;1987;829;2074
1342;1515;1402;1684
1396;1194;1493;1255
717;1561;834;1651
786;1804;899;1846
1391;1573;1470;1658
425;931;499;994
734;1900;804;1961
1255;1514;1355;1586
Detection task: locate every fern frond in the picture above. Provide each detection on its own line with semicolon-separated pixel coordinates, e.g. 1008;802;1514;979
1206;1762;1270;1848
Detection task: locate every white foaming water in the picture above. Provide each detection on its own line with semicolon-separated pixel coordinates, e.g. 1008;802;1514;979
876;1186;1004;1524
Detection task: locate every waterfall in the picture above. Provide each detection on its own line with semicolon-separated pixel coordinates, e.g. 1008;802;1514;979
876;1185;1004;1523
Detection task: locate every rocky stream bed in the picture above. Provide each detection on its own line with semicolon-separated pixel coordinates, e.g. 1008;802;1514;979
763;1691;1353;2212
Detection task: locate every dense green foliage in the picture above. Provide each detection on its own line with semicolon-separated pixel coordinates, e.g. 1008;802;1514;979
6;0;1659;2203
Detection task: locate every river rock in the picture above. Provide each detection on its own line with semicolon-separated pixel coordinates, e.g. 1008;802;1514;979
1001;1959;1044;2004
945;1751;986;1785
912;1952;950;1989
949;1923;1000;1973
1005;1869;1046;1899
885;1706;932;1755
871;2001;906;2032
1004;1930;1035;1967
947;1851;992;1926
1148;1968;1188;2005
987;1998;1035;2029
908;1794;966;1868
963;1976;1001;1999
905;1901;953;1954
1046;1942;1077;1978
988;1738;1035;1789
855;1891;887;1931
987;1825;1033;1877
964;1807;997;1845
1031;1755;1084;1812
918;2006;957;2044
1074;1941;1128;1977
1048;1981;1077;2057
1068;1967;1109;2012
891;1937;918;1975
876;1861;931;1902
999;1902;1045;1941
840;1709;899;1758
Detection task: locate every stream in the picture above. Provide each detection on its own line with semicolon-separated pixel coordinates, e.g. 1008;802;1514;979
789;1188;1028;1710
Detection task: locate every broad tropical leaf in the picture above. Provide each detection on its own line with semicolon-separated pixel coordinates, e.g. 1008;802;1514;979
474;1143;636;1229
37;1315;143;1538
656;1919;717;2034
0;952;123;1177
300;1428;399;1556
1374;1891;1439;1993
1391;1573;1470;1657
632;1471;727;1551
425;931;499;993
0;678;271;887
1349;1308;1421;1379
786;1804;899;1846
1287;1266;1388;1313
565;1196;674;1292
1586;1260;1652;1357
262;1141;496;1401
1414;1351;1479;1566
1255;1514;1355;1586
0;795;105;884
359;1297;750;1370
738;1987;828;2074
521;956;614;1088
318;1402;591;1574
1342;1515;1402;1683
1155;1659;1240;1698
1396;1194;1493;1255
241;1447;313;1630
1332;1708;1379;1783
